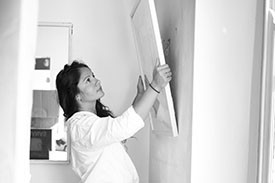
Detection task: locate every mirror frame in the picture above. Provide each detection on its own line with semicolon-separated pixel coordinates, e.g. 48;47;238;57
30;21;73;164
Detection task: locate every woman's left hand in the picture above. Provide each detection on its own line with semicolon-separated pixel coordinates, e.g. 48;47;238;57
132;76;145;105
136;75;145;95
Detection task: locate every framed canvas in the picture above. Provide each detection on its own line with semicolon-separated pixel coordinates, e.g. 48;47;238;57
131;0;178;136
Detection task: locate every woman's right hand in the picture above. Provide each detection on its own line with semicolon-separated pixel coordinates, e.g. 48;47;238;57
150;59;172;92
132;58;172;120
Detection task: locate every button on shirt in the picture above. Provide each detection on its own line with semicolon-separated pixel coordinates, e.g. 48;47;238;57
67;106;144;183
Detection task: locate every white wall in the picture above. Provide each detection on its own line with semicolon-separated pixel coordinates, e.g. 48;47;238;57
148;0;194;183
124;1;195;183
0;0;38;182
0;2;21;181
192;0;259;183
31;0;150;183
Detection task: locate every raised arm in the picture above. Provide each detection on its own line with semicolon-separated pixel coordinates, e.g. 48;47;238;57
132;59;172;120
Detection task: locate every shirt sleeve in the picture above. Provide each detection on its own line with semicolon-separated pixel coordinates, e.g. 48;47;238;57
70;106;144;149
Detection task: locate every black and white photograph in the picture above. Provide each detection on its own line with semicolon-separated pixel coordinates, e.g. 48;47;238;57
0;0;274;183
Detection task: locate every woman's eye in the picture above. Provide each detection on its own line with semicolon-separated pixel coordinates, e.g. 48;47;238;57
86;78;91;82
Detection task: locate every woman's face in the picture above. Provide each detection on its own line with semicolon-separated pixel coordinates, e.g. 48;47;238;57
76;67;104;104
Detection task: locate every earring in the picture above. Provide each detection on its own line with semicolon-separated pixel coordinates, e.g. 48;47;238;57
76;95;81;102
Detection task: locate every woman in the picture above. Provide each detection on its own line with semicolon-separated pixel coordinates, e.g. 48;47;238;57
56;60;172;183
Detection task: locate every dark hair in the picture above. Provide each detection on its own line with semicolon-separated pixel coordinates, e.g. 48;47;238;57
56;61;113;121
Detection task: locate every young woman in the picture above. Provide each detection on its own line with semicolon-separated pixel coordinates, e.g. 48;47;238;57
56;60;172;183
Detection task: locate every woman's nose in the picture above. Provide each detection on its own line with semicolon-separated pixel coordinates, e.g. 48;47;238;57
95;79;101;85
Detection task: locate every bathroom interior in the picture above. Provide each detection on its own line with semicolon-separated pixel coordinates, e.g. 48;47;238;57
1;0;274;183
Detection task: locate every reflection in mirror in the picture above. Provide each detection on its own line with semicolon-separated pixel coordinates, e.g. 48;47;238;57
30;22;72;163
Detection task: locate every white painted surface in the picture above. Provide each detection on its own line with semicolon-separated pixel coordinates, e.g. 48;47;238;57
126;0;194;183
192;0;258;183
0;0;38;182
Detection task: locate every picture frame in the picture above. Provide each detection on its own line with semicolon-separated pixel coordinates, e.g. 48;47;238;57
131;0;178;136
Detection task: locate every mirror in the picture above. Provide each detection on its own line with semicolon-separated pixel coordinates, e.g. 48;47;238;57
30;22;73;163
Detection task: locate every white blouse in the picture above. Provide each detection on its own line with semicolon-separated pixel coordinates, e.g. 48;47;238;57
67;106;144;183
